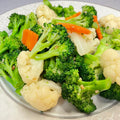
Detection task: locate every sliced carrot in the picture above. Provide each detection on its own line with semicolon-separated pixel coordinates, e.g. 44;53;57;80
65;12;81;20
58;23;91;34
93;15;103;40
22;29;39;51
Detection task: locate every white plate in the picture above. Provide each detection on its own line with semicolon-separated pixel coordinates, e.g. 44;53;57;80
0;1;119;119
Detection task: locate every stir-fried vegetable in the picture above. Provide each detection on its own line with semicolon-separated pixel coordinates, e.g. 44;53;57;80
1;0;120;114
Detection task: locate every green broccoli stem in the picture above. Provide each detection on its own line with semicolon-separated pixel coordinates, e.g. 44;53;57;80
10;23;21;37
52;18;81;26
94;41;110;57
84;40;111;68
0;47;8;54
34;42;66;60
1;58;24;89
80;78;111;93
34;49;59;60
30;27;60;58
0;70;12;84
16;12;37;40
43;0;53;9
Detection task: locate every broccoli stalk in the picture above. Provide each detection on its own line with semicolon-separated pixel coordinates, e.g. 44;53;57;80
34;39;74;61
30;24;75;60
0;30;26;94
0;31;9;54
62;69;111;113
0;52;24;94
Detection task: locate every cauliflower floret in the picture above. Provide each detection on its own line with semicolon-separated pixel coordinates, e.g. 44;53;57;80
100;48;120;68
69;28;100;56
36;4;65;27
99;14;120;34
99;14;115;26
17;51;44;84
37;16;50;27
83;28;97;41
36;4;57;19
100;49;120;85
105;20;118;34
21;79;61;111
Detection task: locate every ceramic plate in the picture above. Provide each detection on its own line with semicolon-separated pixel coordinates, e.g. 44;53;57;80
0;1;119;119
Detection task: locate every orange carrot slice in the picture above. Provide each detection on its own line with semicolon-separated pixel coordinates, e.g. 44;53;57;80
22;29;39;51
58;23;91;34
65;12;81;20
93;15;103;40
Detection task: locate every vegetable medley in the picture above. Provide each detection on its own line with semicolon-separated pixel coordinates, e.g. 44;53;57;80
1;0;120;114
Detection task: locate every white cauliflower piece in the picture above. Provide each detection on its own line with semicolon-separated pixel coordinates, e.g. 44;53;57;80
17;51;44;84
100;48;120;68
104;20;118;34
36;4;65;27
69;28;100;56
37;16;50;27
36;4;57;19
100;49;120;85
21;79;61;111
99;14;120;34
99;14;115;26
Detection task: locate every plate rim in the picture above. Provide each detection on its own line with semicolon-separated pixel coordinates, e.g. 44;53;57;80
0;1;119;119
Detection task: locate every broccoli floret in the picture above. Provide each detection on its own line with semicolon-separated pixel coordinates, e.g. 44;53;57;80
0;31;9;55
34;38;75;61
79;28;120;82
109;29;120;50
30;24;43;36
43;53;83;83
82;5;97;16
0;30;26;94
17;12;37;40
8;13;25;37
52;12;93;28
79;36;111;82
101;28;120;50
65;69;80;84
62;83;96;113
62;69;111;113
43;0;76;17
43;57;65;83
0;51;24;94
52;5;97;28
100;83;120;101
0;31;8;39
63;5;76;18
30;23;74;60
8;12;37;40
0;35;23;56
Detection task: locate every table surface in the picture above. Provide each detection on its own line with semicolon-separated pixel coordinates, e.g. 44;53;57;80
1;0;120;120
